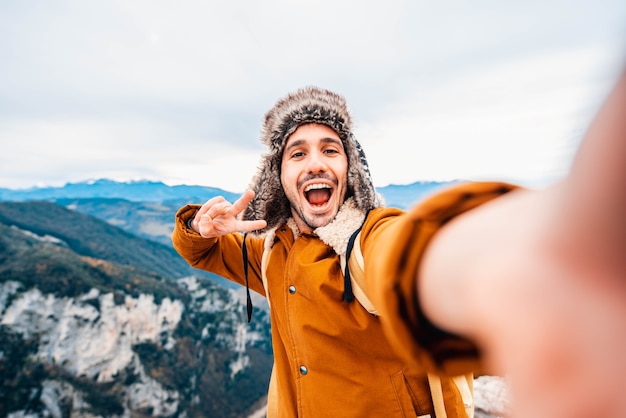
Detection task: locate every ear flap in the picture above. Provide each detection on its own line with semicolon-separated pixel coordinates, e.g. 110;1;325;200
347;133;384;211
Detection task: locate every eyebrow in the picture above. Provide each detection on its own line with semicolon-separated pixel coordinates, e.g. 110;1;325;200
284;137;343;152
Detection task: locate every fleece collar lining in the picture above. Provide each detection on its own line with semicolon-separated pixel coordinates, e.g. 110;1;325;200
263;197;365;256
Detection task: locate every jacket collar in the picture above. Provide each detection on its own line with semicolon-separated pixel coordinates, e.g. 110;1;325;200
263;197;366;256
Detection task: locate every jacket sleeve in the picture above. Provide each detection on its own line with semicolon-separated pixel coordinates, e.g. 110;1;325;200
363;182;519;377
171;204;267;296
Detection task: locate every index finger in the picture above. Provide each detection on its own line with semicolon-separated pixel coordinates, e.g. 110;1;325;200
229;190;256;216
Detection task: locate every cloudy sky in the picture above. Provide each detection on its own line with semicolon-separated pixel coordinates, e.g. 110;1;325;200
1;0;625;192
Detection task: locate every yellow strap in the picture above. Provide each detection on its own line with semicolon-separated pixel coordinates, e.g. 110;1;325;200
261;244;277;416
345;232;378;315
453;373;474;418
427;373;447;418
261;245;271;309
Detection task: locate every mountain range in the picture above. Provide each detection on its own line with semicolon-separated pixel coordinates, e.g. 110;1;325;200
0;179;458;248
0;179;241;206
0;178;456;208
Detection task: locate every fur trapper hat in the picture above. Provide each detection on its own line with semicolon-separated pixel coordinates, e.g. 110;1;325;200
242;86;382;233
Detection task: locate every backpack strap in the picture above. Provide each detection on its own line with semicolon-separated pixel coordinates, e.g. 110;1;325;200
247;238;277;417
454;374;475;418
427;373;447;418
261;240;272;309
339;231;378;315
341;210;372;306
344;228;474;418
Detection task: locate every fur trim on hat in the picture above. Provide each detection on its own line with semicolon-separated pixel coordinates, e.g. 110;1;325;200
242;86;383;233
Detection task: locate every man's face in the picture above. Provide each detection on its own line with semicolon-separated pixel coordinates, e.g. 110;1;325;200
280;123;348;233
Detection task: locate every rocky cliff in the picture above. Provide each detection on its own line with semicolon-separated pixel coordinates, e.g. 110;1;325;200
0;212;273;418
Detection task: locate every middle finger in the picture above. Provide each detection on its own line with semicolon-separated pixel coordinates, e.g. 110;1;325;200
207;201;232;218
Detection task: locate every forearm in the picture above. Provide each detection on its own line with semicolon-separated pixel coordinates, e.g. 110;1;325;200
417;71;626;416
417;186;557;346
368;181;517;376
418;179;626;417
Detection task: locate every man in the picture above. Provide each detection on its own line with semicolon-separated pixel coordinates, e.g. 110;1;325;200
173;71;626;418
172;87;474;417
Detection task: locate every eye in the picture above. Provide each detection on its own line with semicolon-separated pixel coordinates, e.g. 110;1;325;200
290;151;305;159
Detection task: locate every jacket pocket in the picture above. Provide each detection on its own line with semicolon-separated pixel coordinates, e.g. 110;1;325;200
391;371;434;417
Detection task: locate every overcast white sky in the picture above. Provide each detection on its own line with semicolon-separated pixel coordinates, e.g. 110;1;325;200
1;0;625;192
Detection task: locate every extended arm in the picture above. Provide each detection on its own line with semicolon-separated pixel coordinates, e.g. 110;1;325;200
418;70;626;417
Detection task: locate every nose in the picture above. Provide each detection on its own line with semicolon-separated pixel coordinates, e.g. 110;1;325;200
306;150;328;173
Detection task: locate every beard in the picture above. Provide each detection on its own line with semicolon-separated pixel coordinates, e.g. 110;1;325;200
289;202;334;231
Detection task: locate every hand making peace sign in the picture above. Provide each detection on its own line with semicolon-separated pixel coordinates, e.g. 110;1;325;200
190;190;267;238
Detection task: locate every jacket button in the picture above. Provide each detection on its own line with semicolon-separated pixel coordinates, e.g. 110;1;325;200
288;285;296;294
299;365;308;375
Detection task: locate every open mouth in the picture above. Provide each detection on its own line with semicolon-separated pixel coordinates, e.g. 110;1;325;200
304;183;332;206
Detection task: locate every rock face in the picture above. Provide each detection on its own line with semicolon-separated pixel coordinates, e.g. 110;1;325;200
3;287;182;382
0;273;273;417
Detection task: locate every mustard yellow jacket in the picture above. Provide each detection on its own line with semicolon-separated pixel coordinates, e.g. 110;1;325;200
171;182;516;417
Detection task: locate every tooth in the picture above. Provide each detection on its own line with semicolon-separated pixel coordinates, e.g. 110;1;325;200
305;183;330;192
